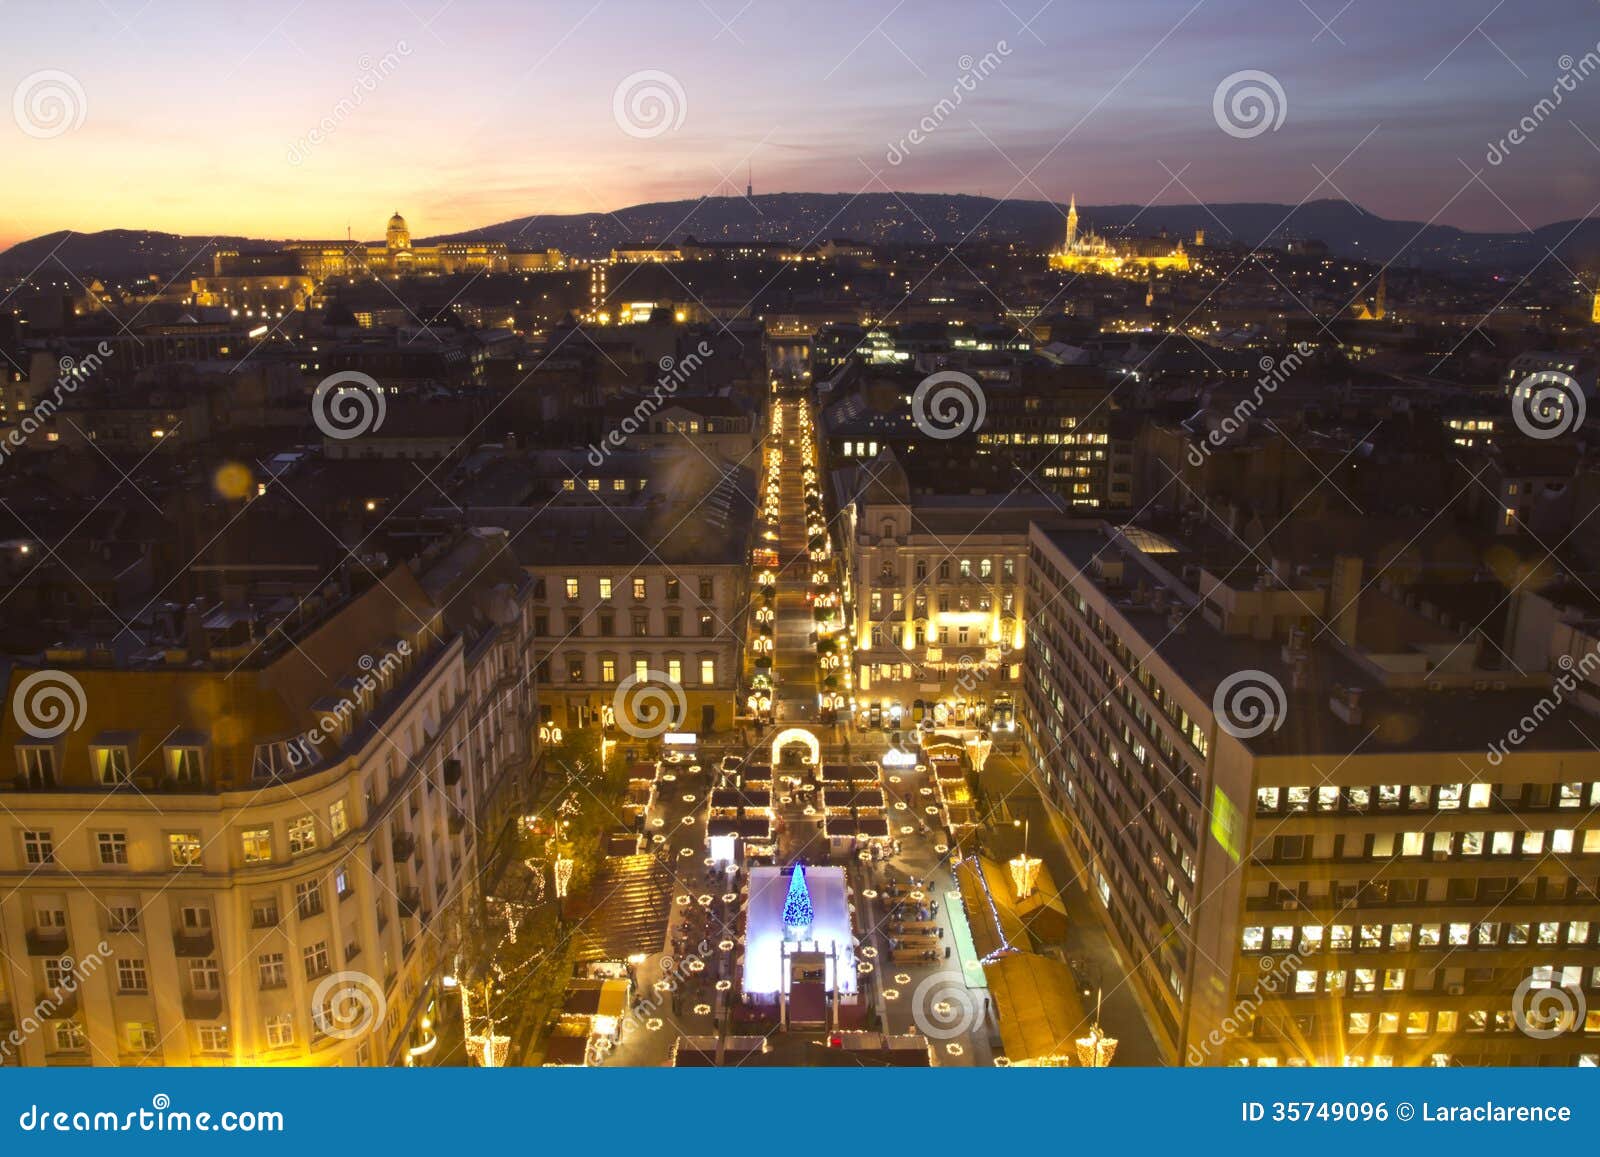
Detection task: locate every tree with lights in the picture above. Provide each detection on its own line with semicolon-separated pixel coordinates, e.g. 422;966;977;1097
783;864;814;939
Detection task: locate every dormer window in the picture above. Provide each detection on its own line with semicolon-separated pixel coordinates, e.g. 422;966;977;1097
92;742;134;786
253;739;310;782
166;746;203;786
16;746;56;788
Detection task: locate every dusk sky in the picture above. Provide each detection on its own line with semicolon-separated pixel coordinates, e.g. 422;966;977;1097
4;0;1599;250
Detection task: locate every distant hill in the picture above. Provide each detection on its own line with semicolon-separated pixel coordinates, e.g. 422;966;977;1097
0;229;257;281
6;194;1599;277
437;194;1600;271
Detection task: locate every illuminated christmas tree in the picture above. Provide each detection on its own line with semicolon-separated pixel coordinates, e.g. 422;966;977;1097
783;864;814;939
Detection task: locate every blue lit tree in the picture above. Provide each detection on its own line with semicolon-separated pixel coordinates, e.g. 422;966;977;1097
783;864;814;939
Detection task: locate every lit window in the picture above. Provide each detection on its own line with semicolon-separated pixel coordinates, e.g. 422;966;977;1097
93;746;133;785
264;1014;294;1048
288;815;317;855
242;828;273;863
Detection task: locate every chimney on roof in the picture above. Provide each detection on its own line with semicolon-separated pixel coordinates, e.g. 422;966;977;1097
185;601;210;662
1329;684;1363;725
1329;554;1362;646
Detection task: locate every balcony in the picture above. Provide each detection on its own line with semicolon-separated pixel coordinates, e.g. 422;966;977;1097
448;809;466;835
182;991;223;1020
25;927;68;956
398;887;421;918
172;929;215;957
392;830;416;860
443;758;462;787
36;991;77;1019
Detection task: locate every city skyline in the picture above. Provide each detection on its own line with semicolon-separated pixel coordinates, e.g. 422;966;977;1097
4;0;1600;1083
4;0;1600;250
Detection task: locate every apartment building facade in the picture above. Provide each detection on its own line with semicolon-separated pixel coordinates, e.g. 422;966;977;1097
0;556;537;1067
834;450;1046;728
514;484;755;735
1022;520;1600;1066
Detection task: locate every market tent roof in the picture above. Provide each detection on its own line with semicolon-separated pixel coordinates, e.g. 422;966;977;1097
561;979;605;1016
957;853;1068;954
596;978;630;1020
541;1028;591;1067
956;856;1027;959
1010;857;1069;944
984;951;1090;1066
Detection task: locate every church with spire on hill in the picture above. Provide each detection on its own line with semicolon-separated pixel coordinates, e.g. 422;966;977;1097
1048;194;1191;275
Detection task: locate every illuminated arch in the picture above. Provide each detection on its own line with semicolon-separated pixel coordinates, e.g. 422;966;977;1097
770;727;820;767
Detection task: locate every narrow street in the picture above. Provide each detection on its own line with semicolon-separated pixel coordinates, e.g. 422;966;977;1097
771;398;822;724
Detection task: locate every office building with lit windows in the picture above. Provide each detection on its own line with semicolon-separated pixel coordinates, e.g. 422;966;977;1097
1022;519;1600;1066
